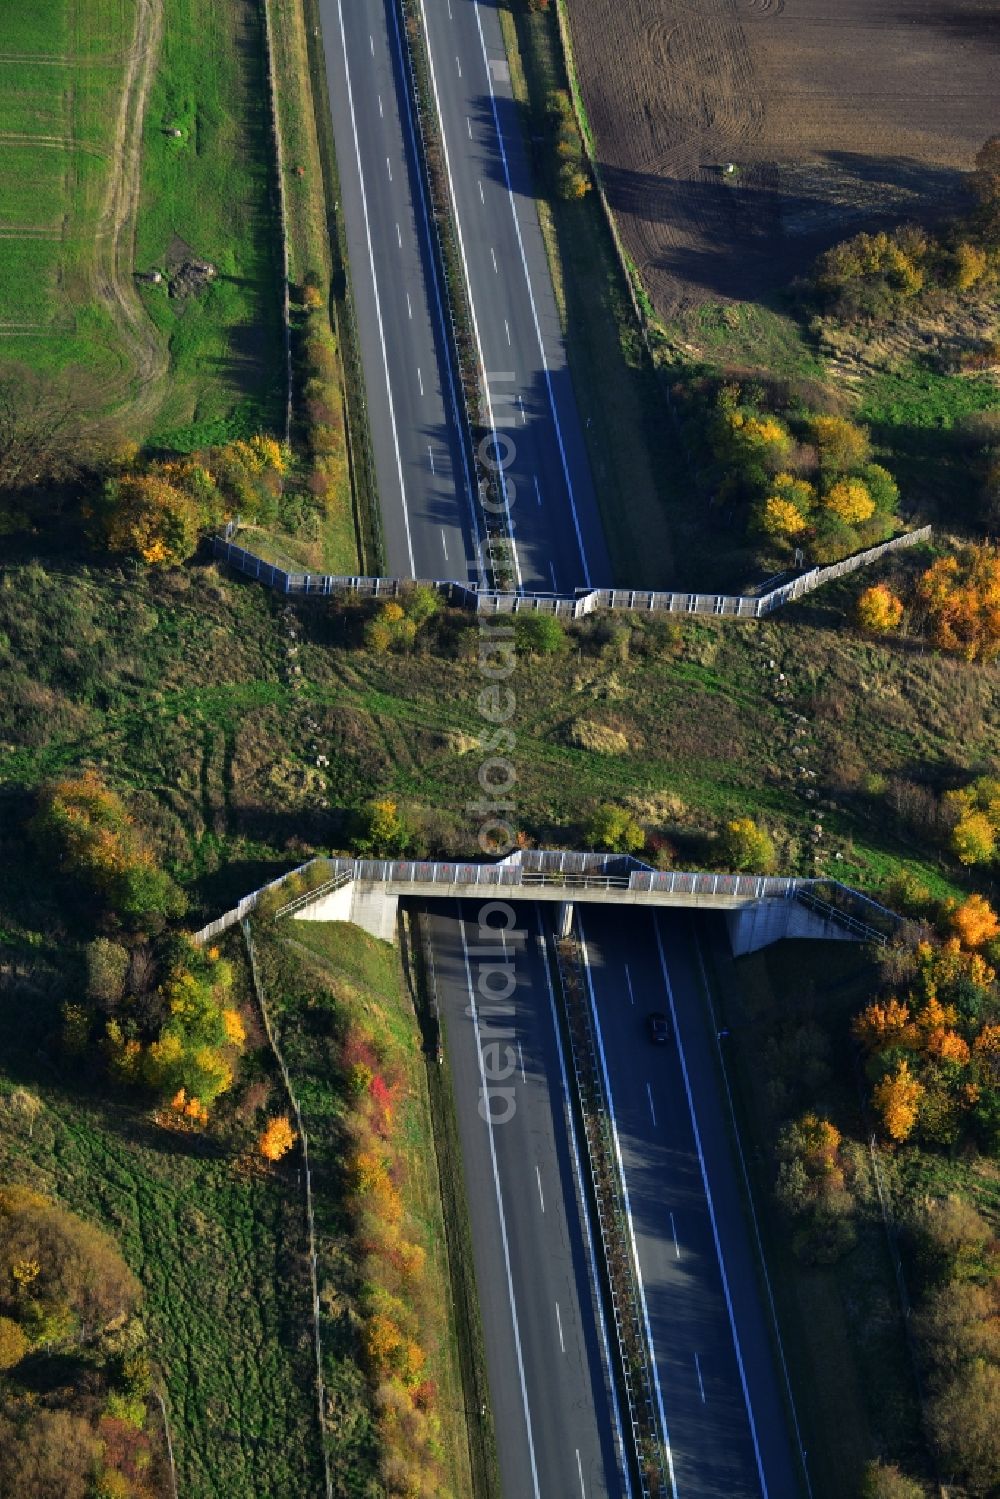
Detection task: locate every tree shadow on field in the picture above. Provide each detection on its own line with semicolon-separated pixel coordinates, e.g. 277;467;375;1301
597;152;970;303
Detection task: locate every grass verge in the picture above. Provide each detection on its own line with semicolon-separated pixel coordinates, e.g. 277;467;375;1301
700;933;927;1494
249;914;476;1496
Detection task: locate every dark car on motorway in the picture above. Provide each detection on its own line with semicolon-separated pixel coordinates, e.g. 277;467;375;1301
646;1011;671;1044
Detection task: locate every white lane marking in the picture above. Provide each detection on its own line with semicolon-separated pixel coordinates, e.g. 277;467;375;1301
479;179;485;203
469;2;593;586
536;912;633;1498
518;393;526;425
456;53;462;77
417;367;424;396
415;0;521;588
406;291;412;319
467;115;472;138
396;221;402;247
517;1038;526;1082
694;1352;706;1403
334;0;414;573
428;444;435;473
458;918;541;1498
378;93;383;118
625;963;635;1006
555;1300;565;1353
669;1211;680;1259
505;318;511;346
447;0;452;14
369;32;374;54
577;911;678;1499
647;1082;657;1127
386;155;392;181
534;476;542;507
576;1449;586;1498
535;1163;545;1212
440;528;448;560
549;561;558;591
385;0;483;580
654;919;769;1497
490;246;498;273
692;931;811;1489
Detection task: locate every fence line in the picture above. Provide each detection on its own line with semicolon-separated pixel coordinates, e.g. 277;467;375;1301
242;921;334;1499
212;525;931;620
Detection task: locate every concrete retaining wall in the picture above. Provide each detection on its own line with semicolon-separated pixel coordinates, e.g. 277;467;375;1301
726;899;863;956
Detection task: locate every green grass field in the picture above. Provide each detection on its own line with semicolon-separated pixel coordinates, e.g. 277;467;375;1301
0;948;323;1498
0;0;138;385
0;0;285;446
135;0;283;447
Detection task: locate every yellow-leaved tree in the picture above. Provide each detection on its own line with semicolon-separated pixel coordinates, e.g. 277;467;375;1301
873;1060;924;1141
856;584;904;635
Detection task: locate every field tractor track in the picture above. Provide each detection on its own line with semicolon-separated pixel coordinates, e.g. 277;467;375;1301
93;0;169;419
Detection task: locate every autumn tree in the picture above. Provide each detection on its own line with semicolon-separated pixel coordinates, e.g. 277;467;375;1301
0;1410;100;1499
916;547;1000;662
101;473;202;567
873;1059;924;1141
809;414;871;473
823;478;875;526
971;134;1000;243
925;1359;1000;1494
30;772;185;924
719;817;776;873
951;894;1000;950
259;1115;296;1163
860;1462;928;1499
356;797;411;856
0;1315;28;1370
856;583;904;635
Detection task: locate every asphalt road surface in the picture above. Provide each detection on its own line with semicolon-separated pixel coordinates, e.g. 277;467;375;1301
577;905;805;1499
427;900;628;1498
319;0;481;581
419;0;613;592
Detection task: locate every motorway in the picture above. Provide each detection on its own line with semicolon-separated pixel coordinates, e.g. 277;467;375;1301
428;897;804;1498
578;906;804;1499
417;0;611;593
318;0;612;591
319;0;480;581
428;900;628;1498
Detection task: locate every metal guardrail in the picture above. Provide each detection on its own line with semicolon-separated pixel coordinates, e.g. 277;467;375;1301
555;932;668;1496
213;525;932;618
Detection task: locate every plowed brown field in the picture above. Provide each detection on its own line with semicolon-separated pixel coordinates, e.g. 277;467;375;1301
564;0;1000;317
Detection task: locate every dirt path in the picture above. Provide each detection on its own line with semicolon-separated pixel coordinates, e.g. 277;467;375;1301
92;0;168;423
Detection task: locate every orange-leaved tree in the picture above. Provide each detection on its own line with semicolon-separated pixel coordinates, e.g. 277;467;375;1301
950;893;1000;950
916;547;1000;662
259;1115;296;1162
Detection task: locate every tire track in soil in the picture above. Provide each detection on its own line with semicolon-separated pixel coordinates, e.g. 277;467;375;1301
92;0;169;421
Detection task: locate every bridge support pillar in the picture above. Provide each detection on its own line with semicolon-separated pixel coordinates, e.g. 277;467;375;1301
557;901;574;938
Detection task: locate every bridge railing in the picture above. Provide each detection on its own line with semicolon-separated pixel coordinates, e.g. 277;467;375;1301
190;850;903;946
